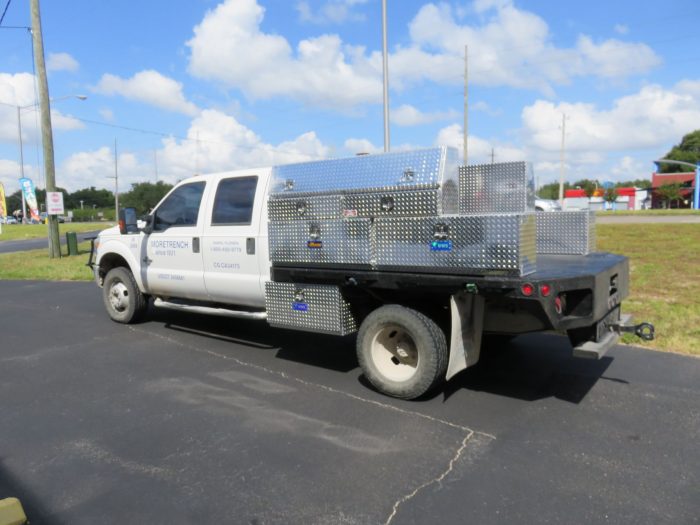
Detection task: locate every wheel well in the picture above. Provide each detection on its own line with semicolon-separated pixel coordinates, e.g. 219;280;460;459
98;253;131;284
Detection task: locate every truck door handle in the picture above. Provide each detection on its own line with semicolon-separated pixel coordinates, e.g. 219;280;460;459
246;237;255;255
142;256;152;264
193;237;200;253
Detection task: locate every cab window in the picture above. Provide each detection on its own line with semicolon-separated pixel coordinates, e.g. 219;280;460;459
154;182;205;231
211;176;258;226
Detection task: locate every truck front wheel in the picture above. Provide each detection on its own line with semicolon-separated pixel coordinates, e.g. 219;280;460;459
357;305;448;399
102;267;148;324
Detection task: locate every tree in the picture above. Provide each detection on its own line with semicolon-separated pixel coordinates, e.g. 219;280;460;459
572;179;600;197
120;181;173;215
659;130;700;173
655;183;684;208
537;181;572;200
66;186;114;209
603;187;618;205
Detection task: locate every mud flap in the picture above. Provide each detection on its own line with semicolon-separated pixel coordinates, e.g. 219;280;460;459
446;293;485;380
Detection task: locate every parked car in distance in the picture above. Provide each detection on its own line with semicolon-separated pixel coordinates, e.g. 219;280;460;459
535;197;561;212
3;216;18;224
40;212;65;223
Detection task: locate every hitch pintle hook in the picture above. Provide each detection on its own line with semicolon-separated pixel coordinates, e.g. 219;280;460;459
612;319;655;341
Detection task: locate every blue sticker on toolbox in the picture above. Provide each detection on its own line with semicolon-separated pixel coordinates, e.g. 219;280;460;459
307;240;323;249
430;240;452;251
292;302;309;312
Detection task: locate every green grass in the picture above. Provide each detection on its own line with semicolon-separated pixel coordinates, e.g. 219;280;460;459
597;223;700;356
595;209;700;216
0;223;696;355
0;222;113;242
0;241;94;281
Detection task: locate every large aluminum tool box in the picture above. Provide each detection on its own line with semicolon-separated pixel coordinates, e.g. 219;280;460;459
374;214;537;276
268;194;341;221
265;282;357;335
268;218;373;267
536;210;596;255
459;162;535;214
270;147;459;214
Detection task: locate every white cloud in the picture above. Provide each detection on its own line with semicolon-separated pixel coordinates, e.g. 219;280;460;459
391;3;660;94
521;81;700;152
187;0;381;108
434;123;526;164
614;24;629;35
343;138;382;155
47;52;79;72
95;70;199;116
99;108;114;121
391;104;458;126
296;0;369;24
0;159;41;201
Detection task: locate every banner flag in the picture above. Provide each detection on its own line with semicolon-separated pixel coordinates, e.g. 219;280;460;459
19;177;41;222
0;182;6;218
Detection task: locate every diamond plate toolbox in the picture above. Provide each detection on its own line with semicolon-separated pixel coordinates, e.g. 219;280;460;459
536;210;596;255
268;194;341;221
270;147;459;202
374;214;537;276
265;282;357;335
268;218;373;267
459;162;535;214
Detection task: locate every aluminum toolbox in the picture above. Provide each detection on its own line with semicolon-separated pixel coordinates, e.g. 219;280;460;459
341;189;447;218
270;147;459;214
536;210;596;255
265;282;357;335
459;162;535;214
268;194;341;221
269;218;373;267
374;214;537;276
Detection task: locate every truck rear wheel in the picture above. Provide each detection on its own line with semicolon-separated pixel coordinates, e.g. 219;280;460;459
357;305;448;399
103;267;148;324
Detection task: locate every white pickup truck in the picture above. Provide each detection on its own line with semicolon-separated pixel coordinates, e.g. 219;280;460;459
90;149;653;399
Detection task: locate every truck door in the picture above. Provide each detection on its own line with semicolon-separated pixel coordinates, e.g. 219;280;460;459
143;181;208;300
201;175;266;308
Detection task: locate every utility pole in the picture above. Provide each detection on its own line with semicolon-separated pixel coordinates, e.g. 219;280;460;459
558;113;567;204
463;44;468;164
154;150;158;183
113;139;119;219
30;0;60;257
381;0;390;152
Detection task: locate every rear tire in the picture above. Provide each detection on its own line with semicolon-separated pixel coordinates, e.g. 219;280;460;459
357;305;448;399
102;267;148;324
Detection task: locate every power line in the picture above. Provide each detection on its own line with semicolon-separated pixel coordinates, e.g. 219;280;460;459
0;0;13;26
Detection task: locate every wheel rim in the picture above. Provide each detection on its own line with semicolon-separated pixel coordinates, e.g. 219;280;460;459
370;324;419;382
108;281;130;312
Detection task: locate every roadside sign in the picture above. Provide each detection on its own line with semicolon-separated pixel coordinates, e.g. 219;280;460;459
47;192;65;215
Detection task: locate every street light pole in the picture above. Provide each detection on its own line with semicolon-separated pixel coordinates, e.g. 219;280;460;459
30;0;61;257
381;0;390;152
16;105;28;222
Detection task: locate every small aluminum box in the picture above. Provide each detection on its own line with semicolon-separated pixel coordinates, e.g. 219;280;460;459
270;147;459;211
459;162;535;214
268;218;373;267
536;210;596;255
265;282;357;335
374;214;537;276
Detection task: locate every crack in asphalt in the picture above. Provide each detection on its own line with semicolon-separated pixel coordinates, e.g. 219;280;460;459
128;325;497;524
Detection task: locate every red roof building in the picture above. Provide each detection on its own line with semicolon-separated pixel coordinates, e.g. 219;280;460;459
651;172;695;208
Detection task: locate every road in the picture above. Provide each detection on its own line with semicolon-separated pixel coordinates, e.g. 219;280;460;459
0;281;698;524
0;231;100;254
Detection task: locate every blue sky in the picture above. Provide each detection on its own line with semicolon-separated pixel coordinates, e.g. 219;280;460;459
1;0;699;196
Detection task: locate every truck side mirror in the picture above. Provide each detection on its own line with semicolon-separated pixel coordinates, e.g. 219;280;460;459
142;214;155;235
118;207;139;234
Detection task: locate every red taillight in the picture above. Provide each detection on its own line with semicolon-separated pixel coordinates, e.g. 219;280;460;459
540;283;552;297
521;283;534;296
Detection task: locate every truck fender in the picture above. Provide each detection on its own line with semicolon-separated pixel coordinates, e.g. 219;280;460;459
446;293;485;380
95;239;147;294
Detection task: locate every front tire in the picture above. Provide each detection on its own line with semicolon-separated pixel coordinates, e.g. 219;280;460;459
102;267;148;324
357;305;448;399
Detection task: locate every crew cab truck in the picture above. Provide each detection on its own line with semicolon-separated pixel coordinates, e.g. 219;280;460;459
90;148;654;400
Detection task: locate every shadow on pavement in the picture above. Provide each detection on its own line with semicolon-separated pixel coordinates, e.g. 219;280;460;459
150;307;612;404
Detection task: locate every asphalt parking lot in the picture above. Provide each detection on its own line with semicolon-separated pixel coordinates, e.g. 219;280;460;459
1;281;698;524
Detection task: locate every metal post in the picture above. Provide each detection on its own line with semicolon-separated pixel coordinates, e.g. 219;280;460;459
558;113;566;205
463;44;468;164
114;138;119;220
381;0;390;152
16;105;27;222
30;0;60;257
154;149;158;182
